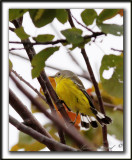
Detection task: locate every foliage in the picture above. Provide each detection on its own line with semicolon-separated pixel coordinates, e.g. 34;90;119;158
9;59;13;73
100;54;123;98
9;9;123;151
61;28;84;45
14;27;30;40
81;9;97;26
33;34;55;42
9;9;28;21
31;47;60;78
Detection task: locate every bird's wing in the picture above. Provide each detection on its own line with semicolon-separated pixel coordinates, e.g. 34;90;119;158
70;74;96;109
73;80;95;109
80;89;95;109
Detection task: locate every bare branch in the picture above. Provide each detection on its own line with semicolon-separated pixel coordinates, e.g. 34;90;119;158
9;115;78;151
81;48;109;151
9;88;52;139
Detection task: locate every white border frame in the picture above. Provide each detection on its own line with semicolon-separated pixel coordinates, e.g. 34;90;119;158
2;2;131;159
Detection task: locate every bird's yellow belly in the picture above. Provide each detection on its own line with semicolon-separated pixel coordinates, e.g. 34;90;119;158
56;78;92;115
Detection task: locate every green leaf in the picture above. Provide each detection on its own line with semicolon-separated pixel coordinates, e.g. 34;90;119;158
9;59;13;72
69;38;91;50
33;34;55;42
56;9;68;24
29;9;56;28
81;9;97;26
31;47;60;78
18;131;46;151
81;126;102;147
107;110;123;140
9;9;28;21
97;23;123;36
61;28;84;45
100;54;123;98
97;9;120;23
14;27;29;40
31;96;49;113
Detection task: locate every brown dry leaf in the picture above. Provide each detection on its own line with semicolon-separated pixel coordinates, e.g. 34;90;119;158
118;9;123;16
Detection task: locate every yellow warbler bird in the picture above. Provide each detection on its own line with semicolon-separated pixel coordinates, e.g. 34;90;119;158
51;70;112;129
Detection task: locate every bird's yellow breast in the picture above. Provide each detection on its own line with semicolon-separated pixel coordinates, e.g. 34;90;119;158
55;77;92;115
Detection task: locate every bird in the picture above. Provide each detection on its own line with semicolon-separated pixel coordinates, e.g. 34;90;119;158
50;70;112;129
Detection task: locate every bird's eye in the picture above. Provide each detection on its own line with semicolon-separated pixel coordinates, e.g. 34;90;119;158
58;73;61;76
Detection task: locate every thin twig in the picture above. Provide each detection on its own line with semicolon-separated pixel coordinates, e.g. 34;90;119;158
9;47;25;51
9;33;105;46
9;115;78;151
67;9;109;151
9;27;15;32
103;102;123;111
71;14;94;34
10;73;96;151
11;69;46;102
111;48;123;52
66;9;75;27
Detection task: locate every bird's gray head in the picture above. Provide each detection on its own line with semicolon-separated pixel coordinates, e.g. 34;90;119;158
51;70;75;79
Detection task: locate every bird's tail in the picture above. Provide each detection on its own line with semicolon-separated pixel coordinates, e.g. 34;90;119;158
81;113;98;129
81;108;112;129
90;107;112;126
80;89;112;128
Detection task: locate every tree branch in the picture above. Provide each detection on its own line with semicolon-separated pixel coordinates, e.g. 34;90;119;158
11;69;46;102
67;9;109;151
9;88;52;139
71;14;94;34
10;73;96;151
9;115;78;151
11;69;66;144
9;47;25;51
11;19;69;144
111;48;123;52
103;102;123;111
9;26;15;32
81;48;109;151
9;32;105;46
